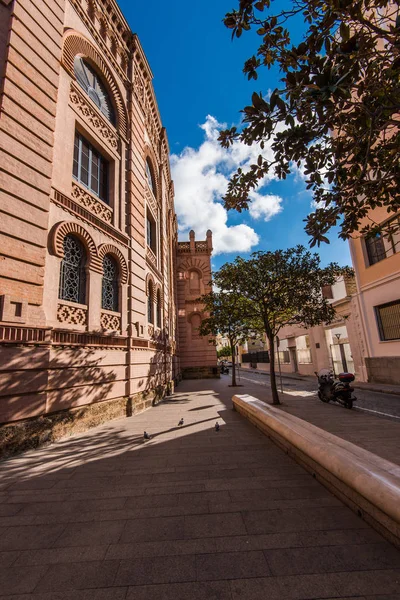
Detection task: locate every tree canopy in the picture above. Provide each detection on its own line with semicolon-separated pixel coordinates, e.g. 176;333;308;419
220;0;400;246
198;290;260;386
214;246;351;403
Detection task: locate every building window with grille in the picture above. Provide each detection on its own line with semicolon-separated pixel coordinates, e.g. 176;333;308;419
366;234;387;265
102;255;119;312
59;235;86;304
365;216;400;266
148;281;154;324
156;289;162;328
146;159;157;196
146;210;157;255
74;56;115;124
375;300;400;341
73;133;109;203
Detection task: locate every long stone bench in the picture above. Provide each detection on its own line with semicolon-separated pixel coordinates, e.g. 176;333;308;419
233;394;400;547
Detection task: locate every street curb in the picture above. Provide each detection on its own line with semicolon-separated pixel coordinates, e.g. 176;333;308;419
233;393;400;549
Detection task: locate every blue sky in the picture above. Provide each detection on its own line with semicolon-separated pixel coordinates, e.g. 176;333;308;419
119;0;352;271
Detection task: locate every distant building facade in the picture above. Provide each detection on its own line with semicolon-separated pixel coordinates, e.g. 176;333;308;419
349;208;400;384
0;0;216;427
240;276;367;381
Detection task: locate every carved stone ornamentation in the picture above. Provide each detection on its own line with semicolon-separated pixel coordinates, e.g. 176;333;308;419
69;83;120;153
133;68;146;113
100;312;121;332
57;303;88;326
71;182;113;223
145;186;157;215
148;324;154;338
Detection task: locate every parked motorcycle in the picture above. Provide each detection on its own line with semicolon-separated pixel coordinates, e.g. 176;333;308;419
220;362;229;375
315;369;357;409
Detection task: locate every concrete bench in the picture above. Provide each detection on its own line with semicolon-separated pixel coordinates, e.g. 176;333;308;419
233;394;400;547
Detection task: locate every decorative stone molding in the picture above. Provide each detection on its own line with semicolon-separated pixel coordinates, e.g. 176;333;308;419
62;30;128;138
177;242;190;254
50;221;102;274
71;181;113;223
98;244;128;284
146;247;158;271
0;325;51;345
145;186;158;216
100;311;121;333
52;329;127;348
57;302;88;327
146;273;156;298
148;324;154;337
70;84;120;154
195;242;208;253
52;189;129;247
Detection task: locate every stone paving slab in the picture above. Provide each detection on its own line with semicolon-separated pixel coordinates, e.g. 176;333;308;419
0;378;399;599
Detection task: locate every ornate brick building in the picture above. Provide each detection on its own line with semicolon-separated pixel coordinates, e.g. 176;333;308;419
0;0;216;429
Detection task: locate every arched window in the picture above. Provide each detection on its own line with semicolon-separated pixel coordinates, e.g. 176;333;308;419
59;235;86;304
102;255;119;312
146;159;157;196
148;281;154;324
156;289;162;328
74;56;115;124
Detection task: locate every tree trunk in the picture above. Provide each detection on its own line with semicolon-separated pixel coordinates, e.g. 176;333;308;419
230;339;237;386
268;333;280;405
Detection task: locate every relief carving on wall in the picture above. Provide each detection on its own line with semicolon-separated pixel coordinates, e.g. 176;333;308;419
70;83;120;153
145;186;157;216
71;182;113;224
100;312;121;332
57;303;88;327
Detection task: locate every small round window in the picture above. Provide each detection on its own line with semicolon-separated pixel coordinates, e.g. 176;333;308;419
74;56;115;125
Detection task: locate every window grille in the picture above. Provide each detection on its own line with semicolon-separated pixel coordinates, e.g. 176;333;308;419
376;300;400;341
146;211;157;255
146;159;156;196
74;56;115;124
366;234;387;265
102;255;119;312
59;235;86;304
73;133;109;203
156;291;162;328
148;283;154;324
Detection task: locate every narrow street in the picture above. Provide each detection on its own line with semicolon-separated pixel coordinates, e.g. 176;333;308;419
236;368;400;421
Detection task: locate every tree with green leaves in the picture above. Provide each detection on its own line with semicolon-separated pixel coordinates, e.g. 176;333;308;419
217;346;233;358
198;291;260;386
219;0;400;246
214;246;351;404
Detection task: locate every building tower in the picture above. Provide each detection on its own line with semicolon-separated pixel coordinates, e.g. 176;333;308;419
176;230;218;379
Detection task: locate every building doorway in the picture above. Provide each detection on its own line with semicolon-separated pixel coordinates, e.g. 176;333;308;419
290;347;298;373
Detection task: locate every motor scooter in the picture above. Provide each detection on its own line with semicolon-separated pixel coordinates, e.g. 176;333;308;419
220;362;229;375
315;369;357;409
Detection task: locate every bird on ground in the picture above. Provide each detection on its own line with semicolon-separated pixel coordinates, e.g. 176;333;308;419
215;422;220;432
178;418;184;427
143;431;151;440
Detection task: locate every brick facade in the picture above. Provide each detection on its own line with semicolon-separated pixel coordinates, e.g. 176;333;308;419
0;0;216;426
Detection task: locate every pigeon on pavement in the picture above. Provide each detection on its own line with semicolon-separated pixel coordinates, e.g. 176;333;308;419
144;431;151;440
215;422;220;432
178;418;184;427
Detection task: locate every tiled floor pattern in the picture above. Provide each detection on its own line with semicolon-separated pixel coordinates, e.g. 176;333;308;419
0;378;399;599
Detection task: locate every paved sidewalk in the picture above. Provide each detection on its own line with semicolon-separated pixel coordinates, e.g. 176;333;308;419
0;378;400;599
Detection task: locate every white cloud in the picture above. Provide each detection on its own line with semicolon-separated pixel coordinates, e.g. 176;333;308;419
170;115;283;255
249;192;283;222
